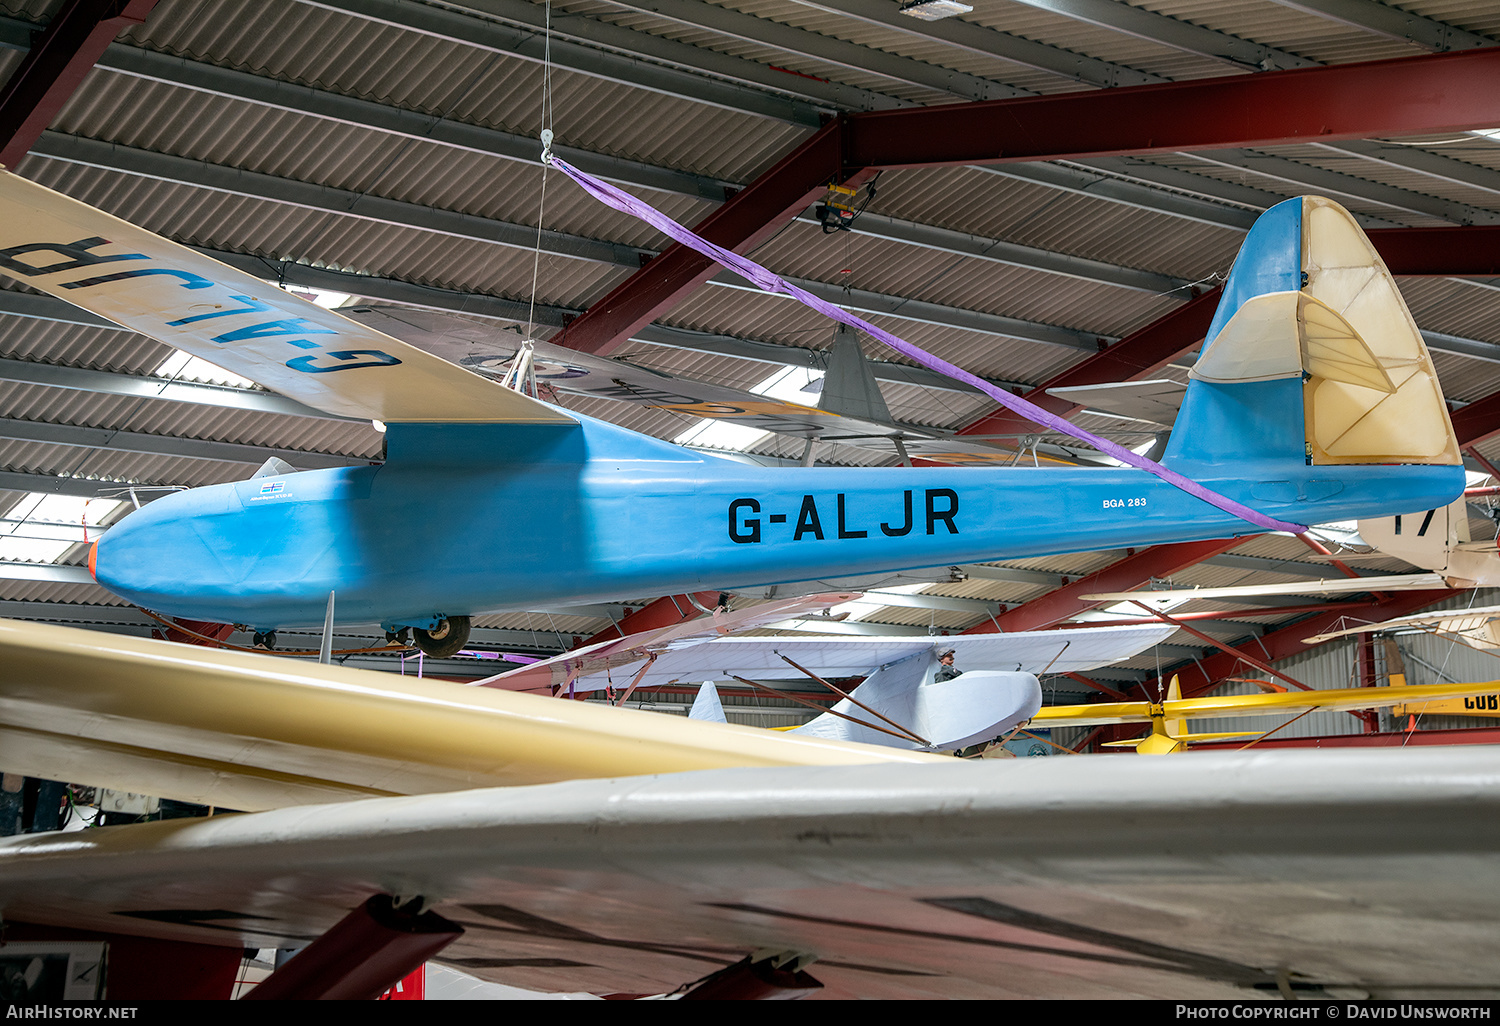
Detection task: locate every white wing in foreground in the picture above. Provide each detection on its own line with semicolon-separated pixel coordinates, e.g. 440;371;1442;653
2;750;1498;998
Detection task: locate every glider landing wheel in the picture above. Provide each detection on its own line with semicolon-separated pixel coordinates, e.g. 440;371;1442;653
413;616;470;659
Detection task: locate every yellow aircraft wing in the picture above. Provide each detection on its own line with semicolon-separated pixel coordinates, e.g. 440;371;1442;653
1032;680;1500;728
0;171;574;424
0;619;942;813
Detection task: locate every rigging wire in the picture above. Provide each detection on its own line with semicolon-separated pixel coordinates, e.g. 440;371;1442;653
526;0;556;341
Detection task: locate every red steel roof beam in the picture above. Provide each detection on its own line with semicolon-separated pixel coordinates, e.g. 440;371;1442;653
553;119;859;357
844;49;1500;169
1451;396;1500;449
1132;600;1315;692
245;895;461;1001
0;0;159;168
1366;226;1500;277
1061;672;1130;701
585;591;725;644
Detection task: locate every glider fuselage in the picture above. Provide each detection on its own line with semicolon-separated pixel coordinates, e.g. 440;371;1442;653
93;411;1462;630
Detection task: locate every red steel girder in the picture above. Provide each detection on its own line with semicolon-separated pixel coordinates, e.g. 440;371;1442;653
963;537;1246;634
246;894;461;1001
844;48;1500;169
1432;387;1500;453
553;119;857;357
1062;672;1129;701
586;591;725;645
1088;588;1457;749
554;47;1500;366
0;0;159;168
1368;226;1500;276
0;922;239;1000
155;617;234;647
1134;601;1314;692
1450;393;1500;449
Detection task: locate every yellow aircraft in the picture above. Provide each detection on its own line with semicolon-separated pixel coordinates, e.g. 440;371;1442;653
1030;674;1500;754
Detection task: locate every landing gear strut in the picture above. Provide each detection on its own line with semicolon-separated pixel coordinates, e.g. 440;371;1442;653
412;616;470;659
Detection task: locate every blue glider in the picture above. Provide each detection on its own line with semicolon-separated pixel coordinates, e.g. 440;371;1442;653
0;177;1463;655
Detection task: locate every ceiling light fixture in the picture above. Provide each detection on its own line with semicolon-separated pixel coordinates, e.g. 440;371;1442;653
898;0;973;21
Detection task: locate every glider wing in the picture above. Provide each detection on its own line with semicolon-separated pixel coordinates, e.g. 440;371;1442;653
481;623;1175;694
0;172;574;425
0;618;939;813
350;305;1072;465
2;750;1498;997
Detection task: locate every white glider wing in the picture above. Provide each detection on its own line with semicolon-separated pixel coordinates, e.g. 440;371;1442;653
349;305;1066;465
2;750;1498;998
1083;573;1449;604
0;172;573;424
1302;603;1500;644
480;623;1175;693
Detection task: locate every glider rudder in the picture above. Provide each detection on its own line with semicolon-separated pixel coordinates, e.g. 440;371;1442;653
1161;196;1461;520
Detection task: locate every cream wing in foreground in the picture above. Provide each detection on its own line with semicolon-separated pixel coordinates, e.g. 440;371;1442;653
0;618;941;812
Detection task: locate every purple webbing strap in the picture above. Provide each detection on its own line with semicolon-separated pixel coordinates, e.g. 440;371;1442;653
546;153;1306;535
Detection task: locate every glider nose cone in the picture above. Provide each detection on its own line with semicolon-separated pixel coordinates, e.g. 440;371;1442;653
90;494;217;610
89;512;143;598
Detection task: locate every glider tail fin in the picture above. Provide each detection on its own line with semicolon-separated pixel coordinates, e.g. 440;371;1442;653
1162;196;1461;518
687;681;728;724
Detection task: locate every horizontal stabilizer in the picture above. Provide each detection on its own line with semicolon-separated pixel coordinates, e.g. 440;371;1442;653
0;172;574;425
1046;379;1186;426
1193;291;1394;394
1101;731;1259;748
